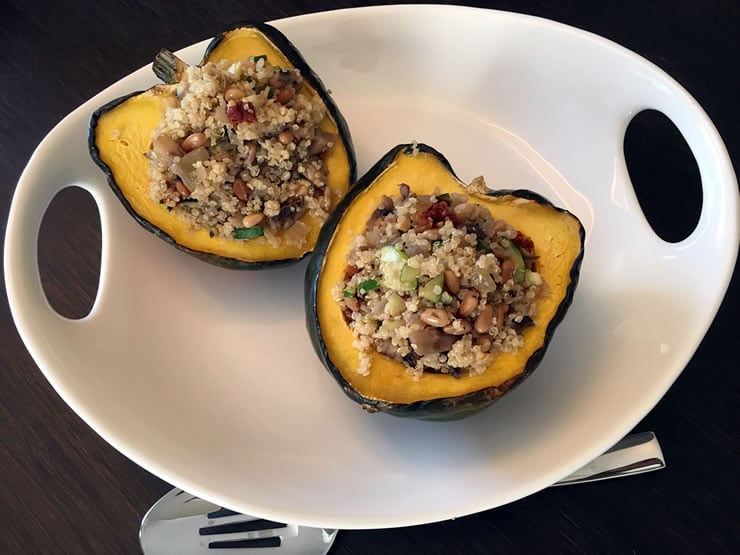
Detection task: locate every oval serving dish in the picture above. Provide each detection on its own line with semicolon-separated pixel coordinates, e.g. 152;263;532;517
5;5;739;529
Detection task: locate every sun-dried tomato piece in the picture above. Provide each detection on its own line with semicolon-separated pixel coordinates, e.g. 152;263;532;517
420;201;459;228
512;231;535;253
226;101;257;123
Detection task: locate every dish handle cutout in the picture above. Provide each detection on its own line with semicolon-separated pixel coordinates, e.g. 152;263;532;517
624;109;702;243
4;114;112;372
37;186;101;319
618;78;738;268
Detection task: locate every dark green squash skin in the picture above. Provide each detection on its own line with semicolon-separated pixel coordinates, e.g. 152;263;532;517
87;21;356;270
305;143;585;420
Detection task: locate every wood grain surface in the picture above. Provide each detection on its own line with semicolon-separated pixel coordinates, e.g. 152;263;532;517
2;1;738;553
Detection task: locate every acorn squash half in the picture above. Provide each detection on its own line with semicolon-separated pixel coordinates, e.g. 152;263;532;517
305;143;585;420
88;22;356;269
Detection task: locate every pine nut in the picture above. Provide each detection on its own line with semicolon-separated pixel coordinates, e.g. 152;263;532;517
232;178;250;201
420;308;451;328
245;142;257;165
501;259;515;283
444;269;460;294
181;132;207;152
474;304;494;334
174;180;190;197
458;291;479;317
242;213;265;228
278;130;294;145
225;86;244;101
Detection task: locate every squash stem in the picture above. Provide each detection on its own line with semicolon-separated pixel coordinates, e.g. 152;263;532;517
153;49;188;84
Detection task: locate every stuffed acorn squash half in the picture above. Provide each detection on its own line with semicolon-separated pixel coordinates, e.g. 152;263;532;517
89;22;356;269
305;143;585;420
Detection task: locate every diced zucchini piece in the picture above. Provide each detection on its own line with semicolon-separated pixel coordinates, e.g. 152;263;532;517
379;244;411;290
379;318;403;336
380;244;408;263
386;292;406;316
503;239;526;284
399;263;420;290
419;274;444;303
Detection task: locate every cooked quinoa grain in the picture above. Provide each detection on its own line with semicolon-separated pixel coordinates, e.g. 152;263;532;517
147;55;337;246
334;183;545;378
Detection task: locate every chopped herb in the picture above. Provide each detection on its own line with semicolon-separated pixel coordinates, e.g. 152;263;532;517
358;279;380;294
232;225;264;239
266;86;274;99
437;193;451;202
343;287;355;298
253;54;267;63
477;239;492;253
432;240;442;249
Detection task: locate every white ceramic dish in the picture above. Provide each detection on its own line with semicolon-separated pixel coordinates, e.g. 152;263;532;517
5;5;739;529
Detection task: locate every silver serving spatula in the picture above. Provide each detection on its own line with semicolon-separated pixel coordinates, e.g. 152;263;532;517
140;431;664;554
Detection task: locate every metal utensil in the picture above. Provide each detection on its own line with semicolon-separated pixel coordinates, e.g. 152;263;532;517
552;431;665;486
139;488;337;555
140;431;664;554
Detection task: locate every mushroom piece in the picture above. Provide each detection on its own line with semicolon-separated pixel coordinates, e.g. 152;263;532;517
408;328;458;356
308;129;339;155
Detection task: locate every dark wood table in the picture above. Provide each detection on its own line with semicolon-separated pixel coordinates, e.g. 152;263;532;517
2;1;738;553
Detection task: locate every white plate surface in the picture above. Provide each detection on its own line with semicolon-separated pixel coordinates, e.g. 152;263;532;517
5;5;739;529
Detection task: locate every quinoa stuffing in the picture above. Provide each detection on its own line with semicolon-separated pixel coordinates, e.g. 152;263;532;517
147;55;338;246
333;181;546;378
